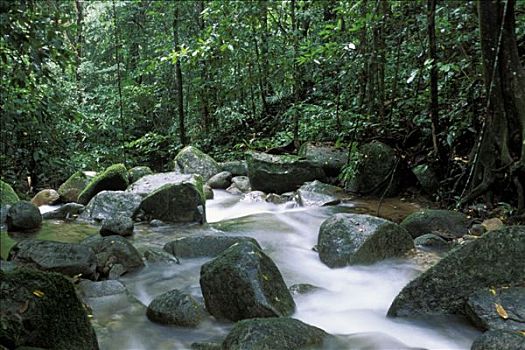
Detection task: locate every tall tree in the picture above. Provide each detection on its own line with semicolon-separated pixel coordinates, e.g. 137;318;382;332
75;0;84;105
173;5;187;146
427;0;442;166
112;0;124;134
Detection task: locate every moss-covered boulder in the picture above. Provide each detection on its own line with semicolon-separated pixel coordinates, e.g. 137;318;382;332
0;268;99;349
345;141;400;196
387;226;525;317
246;151;326;194
400;209;470;239
58;171;93;203
173;146;221;181
200;241;295;321
298;142;347;177
471;330;525;350
220;160;248;176
128;166;153;184
222;318;331;350
297;180;346;206
6;201;42;232
164;235;261;258
30;189;59;207
0;180;19;206
146;289;206;327
318;213;414;268
78;164;129;205
138;175;205;223
78;191;142;223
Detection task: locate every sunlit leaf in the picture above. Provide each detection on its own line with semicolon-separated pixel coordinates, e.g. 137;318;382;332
495;303;509;319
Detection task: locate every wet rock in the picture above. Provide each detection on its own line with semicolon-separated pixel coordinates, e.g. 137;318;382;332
164;235;260;258
297;180;346;206
226;184;243;195
6;201;42;231
79;279;127;298
143;248;180;264
30;189;59;207
203;184;214;199
242;190;266;202
411;164;439;195
200;241;295;321
128;166;153;184
265;193;288;204
100;216;134;237
220;160;248;176
146;289;206;327
0;179;19;205
318;213;414;268
231;176;251;193
298;142;347;177
0;268;99;350
173;146;221;181
246;151;326;194
79;191;142;223
127;172;195;196
7;239;97;279
206;171;232;189
481;218;505;232
470;330;525;350
387;226;525;317
81;235;144;279
149;219;166;227
289;283;321;296
222;317;330;350
345;141;400;196
400;209;470;239
42;203;85;220
58;171;93;203
78;164;129;205
465;287;525;331
414;233;450;251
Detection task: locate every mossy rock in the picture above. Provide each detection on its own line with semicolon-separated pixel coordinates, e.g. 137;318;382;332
0;180;19;206
173;146;220;181
78;164;129;205
58;171;93;203
128;166;153;184
146;289;206;327
471;330;525;350
400;209;470;239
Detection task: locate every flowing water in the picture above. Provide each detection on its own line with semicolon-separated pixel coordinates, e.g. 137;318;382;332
4;191;480;349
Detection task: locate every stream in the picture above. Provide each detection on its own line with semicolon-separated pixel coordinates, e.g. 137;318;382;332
6;190;481;349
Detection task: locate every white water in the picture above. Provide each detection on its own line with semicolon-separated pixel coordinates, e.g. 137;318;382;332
93;190;479;349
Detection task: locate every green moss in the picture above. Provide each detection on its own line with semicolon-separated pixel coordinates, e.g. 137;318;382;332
78;164;129;205
0;180;19;205
58;171;91;202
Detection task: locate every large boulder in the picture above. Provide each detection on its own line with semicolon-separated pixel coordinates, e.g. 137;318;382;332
345;141;400;196
173;146;221;181
100;216;134;237
127;172;196;196
78;191;142;223
465;287;525;331
387;226;525;317
246;151;326;194
297;180;346;206
206;171;232;189
128;166;153;184
200;241;295;321
58;171;93;203
471;330;525;350
6;201;42;231
146;289;206;327
0;268;99;349
164;235;261;258
317;213;414;268
138;176;205;224
298;142;347;177
220;160;248;176
222;318;330;350
42;203;85;220
78;164;129;205
7;240;97;279
30;189;59;207
0;180;19;205
400;209;470;239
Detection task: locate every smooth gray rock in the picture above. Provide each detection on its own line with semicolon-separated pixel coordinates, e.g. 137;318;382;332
6;201;42;231
173;146;221;181
79;191;142;222
100;216;134;237
126;172;195;197
297;180;346;206
414;233;450;251
400;209;471;239
220;160;248;176
146;289;206;327
42;203;85;220
231;176;251;193
206;171;232;189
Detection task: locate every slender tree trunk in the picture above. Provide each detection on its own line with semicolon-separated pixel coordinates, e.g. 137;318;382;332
173;5;186;146
75;0;83;105
291;0;299;145
112;0;124;134
198;0;210;133
427;0;442;165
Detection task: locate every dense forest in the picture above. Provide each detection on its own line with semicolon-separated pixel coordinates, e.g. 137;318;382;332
1;0;525;215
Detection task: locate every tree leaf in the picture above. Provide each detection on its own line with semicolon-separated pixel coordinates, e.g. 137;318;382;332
495;303;508;319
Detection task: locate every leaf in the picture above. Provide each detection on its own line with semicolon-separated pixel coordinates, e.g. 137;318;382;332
495;303;508;319
489;288;497;296
32;290;45;298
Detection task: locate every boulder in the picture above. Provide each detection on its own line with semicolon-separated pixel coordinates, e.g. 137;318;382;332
164;235;261;258
0;180;19;205
58;171;93;203
345;141;400;196
220;160;248;176
465;287;525;331
387;226;525;317
127;172;196;196
173;146;221;181
146;289;206;327
317;213;414;268
143;248;180;264
471;330;525;350
78;191;142;222
231;176;251;192
298;142;347;177
7;239;97;279
79;279;127;298
78;164;129;205
0;268;99;350
100;216;134;237
200;241;295;321
138;177;205;224
297;180;346;206
81;235;144;279
206;171;232;189
411;164;439;195
6;201;42;231
413;233;450;251
30;189;59;207
42;203;85;220
246;151;326;194
400;209;470;239
222;318;330;350
128;166;153;184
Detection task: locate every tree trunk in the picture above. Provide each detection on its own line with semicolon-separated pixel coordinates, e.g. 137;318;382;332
112;0;124;136
198;0;210;133
75;0;83;105
173;5;186;146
